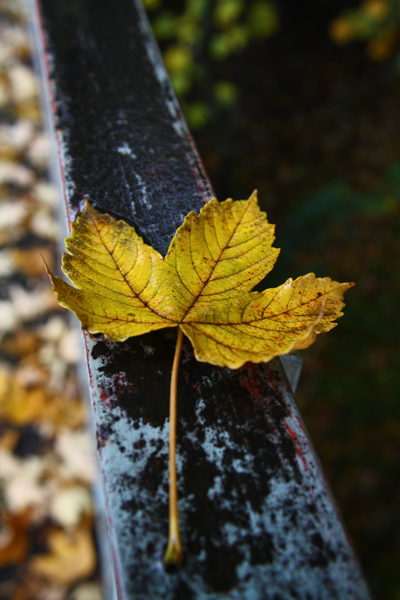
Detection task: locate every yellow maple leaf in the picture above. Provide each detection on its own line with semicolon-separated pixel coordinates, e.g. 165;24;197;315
46;191;353;567
47;191;352;369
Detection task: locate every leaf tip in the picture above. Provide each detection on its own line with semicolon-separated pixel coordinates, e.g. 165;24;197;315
83;197;91;211
81;197;99;220
41;253;54;281
340;281;355;295
43;255;63;299
41;252;49;270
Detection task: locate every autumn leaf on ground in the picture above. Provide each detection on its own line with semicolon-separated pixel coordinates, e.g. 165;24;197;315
47;191;353;369
29;527;96;585
46;190;353;566
0;510;31;568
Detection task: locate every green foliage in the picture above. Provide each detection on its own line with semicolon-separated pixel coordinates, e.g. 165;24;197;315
142;0;162;9
183;100;211;128
330;0;400;63
248;1;279;39
213;80;239;106
277;161;400;273
213;0;245;28
144;0;279;129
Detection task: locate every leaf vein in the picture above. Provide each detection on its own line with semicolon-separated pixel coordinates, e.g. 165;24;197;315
89;211;174;322
180;200;253;318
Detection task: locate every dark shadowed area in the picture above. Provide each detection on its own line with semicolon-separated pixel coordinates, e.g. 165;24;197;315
177;1;400;598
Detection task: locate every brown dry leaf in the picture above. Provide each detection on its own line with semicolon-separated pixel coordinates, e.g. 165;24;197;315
41;393;86;431
30;527;96;585
0;365;10;401
0;510;31;568
0;428;20;451
12;247;54;279
16;360;49;387
0;328;39;358
0;365;85;429
50;486;93;529
0;376;48;425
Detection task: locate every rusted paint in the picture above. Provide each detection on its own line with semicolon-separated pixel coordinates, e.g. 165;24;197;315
31;0;371;598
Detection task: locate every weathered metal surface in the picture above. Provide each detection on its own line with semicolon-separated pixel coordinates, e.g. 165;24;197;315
31;0;371;598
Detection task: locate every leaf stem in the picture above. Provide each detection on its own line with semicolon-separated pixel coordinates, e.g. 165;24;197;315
163;327;184;568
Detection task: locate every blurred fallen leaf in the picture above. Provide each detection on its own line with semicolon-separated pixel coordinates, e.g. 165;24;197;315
8;64;38;104
0;160;34;187
37;392;86;431
50;486;93;529
70;582;104;600
55;431;98;484
0;301;18;336
0;119;35;160
0;328;40;358
0;375;48;425
0;197;30;229
27;136;51;170
0;249;15;276
0;365;10;399
0;25;30;62
0;428;20;451
0;364;85;429
16;360;49;387
0;510;31;567
30;528;96;585
0;451;50;514
10;285;61;320
12;246;54;279
29;207;59;240
32;181;59;207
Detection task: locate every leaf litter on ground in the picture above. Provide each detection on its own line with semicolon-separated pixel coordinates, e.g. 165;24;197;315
0;2;102;598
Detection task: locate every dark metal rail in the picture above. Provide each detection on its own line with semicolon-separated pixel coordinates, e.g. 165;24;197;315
31;0;371;598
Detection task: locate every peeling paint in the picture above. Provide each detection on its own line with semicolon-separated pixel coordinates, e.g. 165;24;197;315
116;143;137;158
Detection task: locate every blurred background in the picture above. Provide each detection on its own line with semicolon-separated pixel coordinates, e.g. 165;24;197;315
0;1;103;599
0;0;399;598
